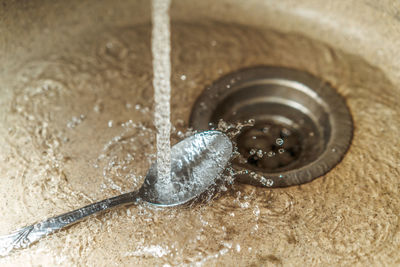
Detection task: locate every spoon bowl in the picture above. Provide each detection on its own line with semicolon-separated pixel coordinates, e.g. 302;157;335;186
141;130;233;206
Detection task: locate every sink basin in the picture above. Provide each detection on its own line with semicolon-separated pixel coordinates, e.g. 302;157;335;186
0;0;399;266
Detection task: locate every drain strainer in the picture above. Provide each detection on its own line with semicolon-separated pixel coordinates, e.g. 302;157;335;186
190;66;353;187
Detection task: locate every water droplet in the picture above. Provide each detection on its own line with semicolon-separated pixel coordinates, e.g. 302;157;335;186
278;148;285;154
253;206;260;216
93;102;103;113
276;138;284;146
180;74;186;81
177;131;185;138
281;128;291;136
67;114;86;128
259;176;274;187
236;244;241;252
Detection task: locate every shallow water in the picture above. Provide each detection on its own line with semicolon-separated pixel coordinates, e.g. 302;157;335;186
0;21;399;266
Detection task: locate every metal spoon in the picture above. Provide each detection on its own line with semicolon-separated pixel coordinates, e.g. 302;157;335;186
0;130;233;256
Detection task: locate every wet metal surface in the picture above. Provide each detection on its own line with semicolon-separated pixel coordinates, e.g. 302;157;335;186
190;66;353;187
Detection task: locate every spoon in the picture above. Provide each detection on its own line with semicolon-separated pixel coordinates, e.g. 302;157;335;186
0;130;233;256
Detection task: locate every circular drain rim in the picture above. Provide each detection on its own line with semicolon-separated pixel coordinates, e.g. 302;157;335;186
189;66;353;187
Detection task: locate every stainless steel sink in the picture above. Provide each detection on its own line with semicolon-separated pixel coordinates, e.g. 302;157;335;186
0;1;399;266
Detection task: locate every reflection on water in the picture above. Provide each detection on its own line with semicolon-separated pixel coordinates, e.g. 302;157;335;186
0;22;399;266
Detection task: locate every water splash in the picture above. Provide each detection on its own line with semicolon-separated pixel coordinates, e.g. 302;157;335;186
151;0;172;186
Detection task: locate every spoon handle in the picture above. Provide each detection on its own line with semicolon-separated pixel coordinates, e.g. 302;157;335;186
0;191;140;256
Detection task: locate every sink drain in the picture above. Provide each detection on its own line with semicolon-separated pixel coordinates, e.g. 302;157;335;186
190;66;353;187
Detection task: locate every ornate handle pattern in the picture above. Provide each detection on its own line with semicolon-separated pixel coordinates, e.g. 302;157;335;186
0;191;139;256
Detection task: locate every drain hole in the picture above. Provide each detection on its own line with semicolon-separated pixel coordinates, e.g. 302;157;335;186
236;122;302;172
190;66;353;187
